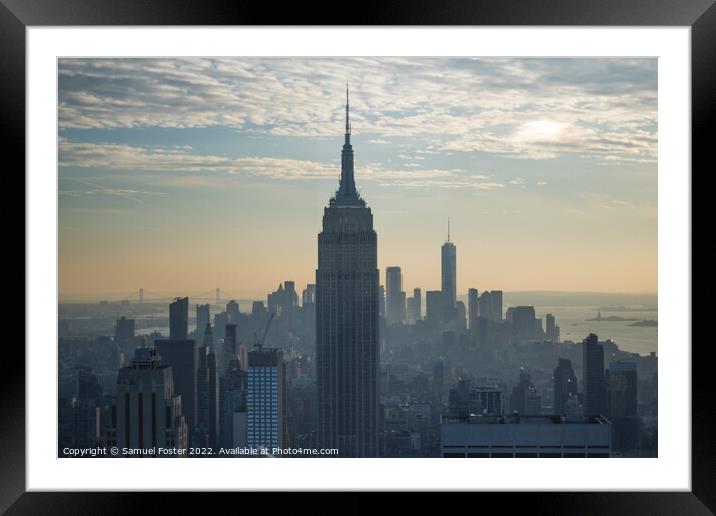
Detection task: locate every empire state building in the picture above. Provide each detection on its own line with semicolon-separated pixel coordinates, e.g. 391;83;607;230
316;87;379;457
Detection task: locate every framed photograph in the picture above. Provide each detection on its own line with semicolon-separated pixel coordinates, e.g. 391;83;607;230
8;0;712;512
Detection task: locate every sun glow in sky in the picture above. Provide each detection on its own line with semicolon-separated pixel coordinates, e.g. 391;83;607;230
58;57;657;301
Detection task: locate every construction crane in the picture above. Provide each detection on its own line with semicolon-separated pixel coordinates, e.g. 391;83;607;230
253;312;275;350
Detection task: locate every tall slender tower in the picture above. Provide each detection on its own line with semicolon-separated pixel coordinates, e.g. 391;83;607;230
441;220;457;321
467;288;479;331
316;86;379;457
583;333;606;416
196;322;219;449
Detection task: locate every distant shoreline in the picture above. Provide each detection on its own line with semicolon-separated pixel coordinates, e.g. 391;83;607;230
586;316;640;322
628;319;658;327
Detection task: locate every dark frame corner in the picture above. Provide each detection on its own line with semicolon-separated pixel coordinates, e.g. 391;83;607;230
6;0;713;513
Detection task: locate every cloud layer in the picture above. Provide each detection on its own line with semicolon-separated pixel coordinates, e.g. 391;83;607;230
58;140;507;191
59;57;657;164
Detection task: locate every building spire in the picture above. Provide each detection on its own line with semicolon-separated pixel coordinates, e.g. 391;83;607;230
333;83;363;205
345;82;351;140
447;217;451;243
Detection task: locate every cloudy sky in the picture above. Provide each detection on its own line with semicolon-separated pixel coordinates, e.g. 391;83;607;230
58;57;657;301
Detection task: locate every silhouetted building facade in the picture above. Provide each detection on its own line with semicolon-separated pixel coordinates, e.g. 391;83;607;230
115;347;188;456
268;281;298;329
508;305;539;342
510;368;542;415
441;233;456;321
316;88;379;457
583;333;607;416
302;284;316;305
220;356;247;448
407;287;422;323
196;304;210;343
456;301;467;330
386;266;406;325
156;339;197;435
467;288;479;331
196;324;219;449
226;300;241;325
222;323;237;370
546;313;560;344
553;358;578;415
606;361;640;453
70;398;101;449
213;312;228;342
169;297;189;340
606;361;637;417
426;290;444;328
115;316;135;342
479;290;503;322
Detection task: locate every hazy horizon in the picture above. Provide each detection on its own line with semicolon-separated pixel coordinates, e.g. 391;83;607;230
58;289;658;305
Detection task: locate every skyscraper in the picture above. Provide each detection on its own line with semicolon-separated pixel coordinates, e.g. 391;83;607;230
407;287;422;322
267;281;298;329
223;323;237;370
196;303;210;342
441;223;456;321
606;361;640;453
316;87;379;457
386;266;406;325
583;333;606;416
509;305;538;342
301;284;317;334
196;323;219;448
246;347;287;450
156;338;197;435
115;347;188;456
479;290;503;323
220;356;247;449
66;398;101;450
302;284;317;306
219;325;246;449
553;358;578;415
546;313;560;344
115;316;135;343
169;297;189;340
426;290;444;327
606;361;638;417
492;290;503;322
115;316;136;359
226;299;240;325
251;301;267;319
467;288;479;332
455;301;467;330
213;311;228;342
510;368;542;415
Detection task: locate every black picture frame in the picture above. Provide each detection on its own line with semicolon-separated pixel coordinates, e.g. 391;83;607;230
5;0;712;513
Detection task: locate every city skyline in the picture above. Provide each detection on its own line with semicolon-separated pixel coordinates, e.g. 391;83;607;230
58;57;657;300
58;76;658;459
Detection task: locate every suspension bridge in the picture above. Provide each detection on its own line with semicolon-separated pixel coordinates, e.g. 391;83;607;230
109;288;256;306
